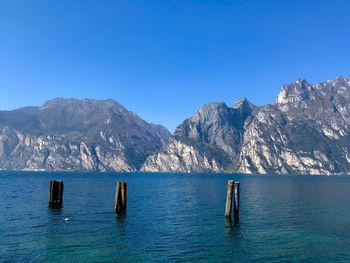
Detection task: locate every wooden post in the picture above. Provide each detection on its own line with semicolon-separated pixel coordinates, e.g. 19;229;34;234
233;181;240;223
49;180;64;208
225;180;234;218
115;181;127;213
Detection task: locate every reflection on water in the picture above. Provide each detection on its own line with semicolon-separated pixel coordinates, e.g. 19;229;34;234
0;172;350;262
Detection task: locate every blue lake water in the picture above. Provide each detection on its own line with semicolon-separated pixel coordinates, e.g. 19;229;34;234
0;172;350;262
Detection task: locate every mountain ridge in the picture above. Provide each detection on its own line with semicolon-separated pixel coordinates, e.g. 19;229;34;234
2;76;350;175
0;98;171;171
142;76;350;175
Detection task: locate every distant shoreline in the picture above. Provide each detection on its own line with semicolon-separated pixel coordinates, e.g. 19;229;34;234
0;170;348;177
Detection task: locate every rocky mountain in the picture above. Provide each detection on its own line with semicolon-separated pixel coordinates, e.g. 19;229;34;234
142;76;350;175
0;98;170;171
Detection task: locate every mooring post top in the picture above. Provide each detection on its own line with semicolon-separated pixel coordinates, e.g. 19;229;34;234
228;180;234;184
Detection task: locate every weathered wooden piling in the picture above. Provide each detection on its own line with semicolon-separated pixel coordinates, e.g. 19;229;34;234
233;181;240;222
115;181;127;213
225;180;234;218
49;180;64;208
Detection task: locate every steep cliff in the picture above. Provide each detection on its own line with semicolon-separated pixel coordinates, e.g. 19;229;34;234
142;77;350;175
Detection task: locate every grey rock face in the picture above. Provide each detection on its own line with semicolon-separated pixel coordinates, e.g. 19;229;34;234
140;139;222;173
142;76;350;175
0;98;170;171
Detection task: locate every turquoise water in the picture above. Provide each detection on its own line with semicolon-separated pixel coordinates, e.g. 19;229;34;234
1;172;350;262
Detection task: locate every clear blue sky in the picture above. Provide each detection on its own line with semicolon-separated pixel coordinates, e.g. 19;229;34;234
1;0;350;131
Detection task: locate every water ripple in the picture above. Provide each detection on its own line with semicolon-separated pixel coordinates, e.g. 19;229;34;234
1;173;350;262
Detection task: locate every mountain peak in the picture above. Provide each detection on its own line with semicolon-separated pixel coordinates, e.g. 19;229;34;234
335;75;348;80
197;102;228;115
294;77;309;87
333;76;349;84
233;97;255;109
42;97;119;108
275;78;312;105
